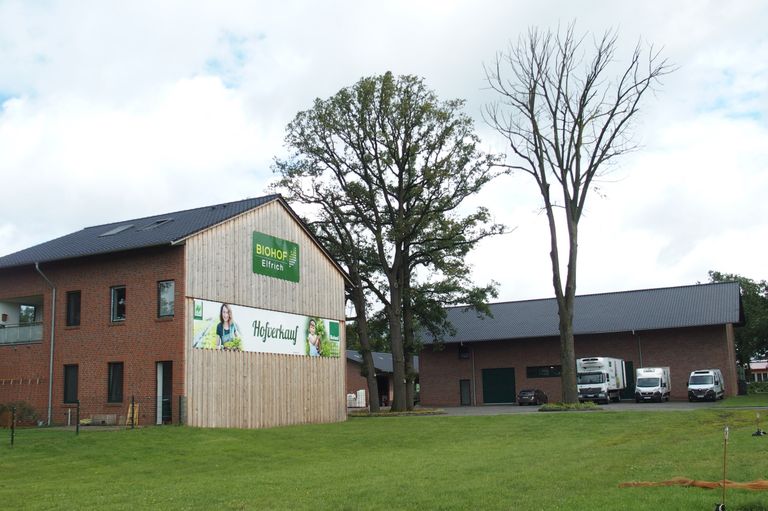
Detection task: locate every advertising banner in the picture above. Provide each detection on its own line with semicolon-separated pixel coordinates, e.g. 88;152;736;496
252;231;300;283
192;299;340;357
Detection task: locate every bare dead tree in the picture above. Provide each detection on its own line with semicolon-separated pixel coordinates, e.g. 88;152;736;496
484;24;673;403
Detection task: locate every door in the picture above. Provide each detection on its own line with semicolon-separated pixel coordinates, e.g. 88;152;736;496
459;379;472;406
481;368;516;404
156;361;172;425
620;361;634;400
376;374;389;406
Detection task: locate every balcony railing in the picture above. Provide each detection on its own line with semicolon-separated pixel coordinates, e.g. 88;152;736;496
0;322;43;345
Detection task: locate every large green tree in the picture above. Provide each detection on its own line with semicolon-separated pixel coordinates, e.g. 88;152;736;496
274;72;502;411
485;25;672;403
709;271;768;363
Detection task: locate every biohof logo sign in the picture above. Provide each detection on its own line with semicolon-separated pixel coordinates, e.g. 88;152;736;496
252;231;300;283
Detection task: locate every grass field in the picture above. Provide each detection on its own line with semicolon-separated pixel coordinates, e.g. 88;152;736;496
2;406;768;510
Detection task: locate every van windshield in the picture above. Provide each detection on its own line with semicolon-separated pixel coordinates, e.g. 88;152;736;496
690;375;713;385
577;372;604;384
636;377;660;388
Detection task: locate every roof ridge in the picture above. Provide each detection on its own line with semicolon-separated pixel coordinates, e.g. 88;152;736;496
82;194;281;230
443;280;739;310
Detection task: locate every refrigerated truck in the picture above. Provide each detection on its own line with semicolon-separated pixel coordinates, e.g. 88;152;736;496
634;367;671;403
576;357;627;404
688;369;725;401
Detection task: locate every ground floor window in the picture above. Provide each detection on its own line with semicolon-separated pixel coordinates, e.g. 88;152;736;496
64;364;78;403
108;362;124;403
754;372;767;383
526;365;562;378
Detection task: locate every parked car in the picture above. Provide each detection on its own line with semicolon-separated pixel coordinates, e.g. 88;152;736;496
517;388;548;406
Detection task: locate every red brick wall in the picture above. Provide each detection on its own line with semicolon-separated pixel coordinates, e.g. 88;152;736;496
346;360;368;405
420;325;737;406
0;246;185;425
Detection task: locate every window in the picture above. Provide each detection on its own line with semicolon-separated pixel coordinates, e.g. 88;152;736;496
66;291;81;326
526;365;563;378
157;280;175;317
111;286;126;322
140;218;173;231
99;224;134;237
64;364;78;403
19;304;36;324
107;362;124;403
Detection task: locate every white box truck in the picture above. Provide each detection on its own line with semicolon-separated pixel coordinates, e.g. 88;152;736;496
634;367;671;403
577;357;627;404
687;369;725;401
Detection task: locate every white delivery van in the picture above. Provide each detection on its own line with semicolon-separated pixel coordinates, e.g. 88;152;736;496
577;357;626;404
687;369;725;401
634;367;671;403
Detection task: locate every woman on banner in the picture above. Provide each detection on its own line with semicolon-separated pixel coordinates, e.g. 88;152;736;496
217;303;241;350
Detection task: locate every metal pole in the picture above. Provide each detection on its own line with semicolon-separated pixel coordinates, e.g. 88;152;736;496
721;425;729;510
178;395;182;426
130;395;135;429
35;262;56;426
10;406;15;447
75;400;80;436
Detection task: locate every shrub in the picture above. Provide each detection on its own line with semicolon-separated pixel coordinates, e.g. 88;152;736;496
539;401;602;412
747;381;768;394
0;401;39;427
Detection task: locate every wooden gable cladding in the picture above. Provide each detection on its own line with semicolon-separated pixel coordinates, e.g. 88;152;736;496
183;199;347;428
184;199;345;320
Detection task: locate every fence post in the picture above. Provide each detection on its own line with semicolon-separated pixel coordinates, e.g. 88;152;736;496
178;395;183;426
10;405;15;448
75;400;80;436
130;395;135;430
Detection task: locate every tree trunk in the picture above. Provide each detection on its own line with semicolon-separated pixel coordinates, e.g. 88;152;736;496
404;354;416;410
557;301;578;403
387;280;407;412
351;284;380;413
402;256;416;410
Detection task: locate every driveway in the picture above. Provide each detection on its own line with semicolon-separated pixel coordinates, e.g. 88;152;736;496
437;401;763;416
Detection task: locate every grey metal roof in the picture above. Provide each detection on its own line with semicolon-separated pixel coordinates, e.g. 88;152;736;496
346;350;419;373
423;281;743;344
0;195;280;269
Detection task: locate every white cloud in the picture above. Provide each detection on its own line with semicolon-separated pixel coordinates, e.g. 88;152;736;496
0;0;766;302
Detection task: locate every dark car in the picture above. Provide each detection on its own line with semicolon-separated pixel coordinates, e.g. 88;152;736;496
517;388;548;406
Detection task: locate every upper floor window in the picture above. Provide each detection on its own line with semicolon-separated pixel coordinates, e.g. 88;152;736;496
66;291;81;326
157;280;175;318
111;286;126;322
19;304;36;324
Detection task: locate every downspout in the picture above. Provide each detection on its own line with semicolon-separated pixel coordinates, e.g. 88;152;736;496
35;263;56;426
634;329;643;368
471;345;477;406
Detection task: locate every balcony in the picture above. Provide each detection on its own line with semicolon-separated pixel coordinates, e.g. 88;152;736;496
1;295;44;345
0;322;43;345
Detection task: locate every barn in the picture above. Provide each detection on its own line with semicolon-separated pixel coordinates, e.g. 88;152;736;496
419;282;743;406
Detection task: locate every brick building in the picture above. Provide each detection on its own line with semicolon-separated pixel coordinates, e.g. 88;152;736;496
420;282;743;406
0;195;349;428
345;350;419;407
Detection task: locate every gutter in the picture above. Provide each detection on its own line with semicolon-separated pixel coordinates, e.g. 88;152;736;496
35;263;56;426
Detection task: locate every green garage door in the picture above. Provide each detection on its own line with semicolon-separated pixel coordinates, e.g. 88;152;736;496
482;368;516;404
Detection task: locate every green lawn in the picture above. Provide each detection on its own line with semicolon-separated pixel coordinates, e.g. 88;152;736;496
2;408;768;510
716;393;768;408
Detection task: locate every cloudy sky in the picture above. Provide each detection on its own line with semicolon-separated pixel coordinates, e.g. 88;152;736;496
0;0;765;302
